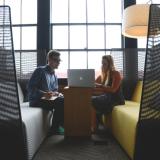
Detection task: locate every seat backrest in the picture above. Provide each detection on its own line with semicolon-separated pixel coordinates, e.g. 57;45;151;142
17;83;24;104
131;81;143;103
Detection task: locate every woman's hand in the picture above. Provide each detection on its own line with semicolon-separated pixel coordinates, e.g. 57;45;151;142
95;82;103;88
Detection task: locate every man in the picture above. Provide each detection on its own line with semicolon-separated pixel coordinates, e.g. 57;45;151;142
28;50;64;134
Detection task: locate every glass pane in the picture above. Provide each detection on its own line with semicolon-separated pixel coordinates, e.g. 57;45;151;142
88;51;105;78
70;0;86;23
51;0;68;23
22;27;37;50
88;25;104;49
138;38;147;48
12;27;20;50
70;26;86;49
106;25;121;49
21;52;37;77
152;0;160;3
111;51;124;76
136;0;150;4
22;0;37;24
105;0;122;23
87;0;104;22
15;51;20;77
56;51;68;78
138;50;145;79
5;0;21;24
15;51;37;79
0;1;3;5
52;26;68;49
70;51;87;69
137;0;160;3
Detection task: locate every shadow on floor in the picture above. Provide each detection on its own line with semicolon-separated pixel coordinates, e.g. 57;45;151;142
33;128;130;160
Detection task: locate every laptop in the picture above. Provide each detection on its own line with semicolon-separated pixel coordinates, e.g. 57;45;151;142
67;69;95;88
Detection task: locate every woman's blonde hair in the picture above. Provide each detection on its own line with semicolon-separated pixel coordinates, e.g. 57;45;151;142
101;55;115;84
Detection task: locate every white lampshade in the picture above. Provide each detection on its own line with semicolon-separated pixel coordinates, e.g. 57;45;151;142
122;4;150;38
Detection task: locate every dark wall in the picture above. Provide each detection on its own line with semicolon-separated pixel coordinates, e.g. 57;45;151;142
37;0;51;66
123;0;138;99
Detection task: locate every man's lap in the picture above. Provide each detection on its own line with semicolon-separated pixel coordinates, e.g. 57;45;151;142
30;96;64;111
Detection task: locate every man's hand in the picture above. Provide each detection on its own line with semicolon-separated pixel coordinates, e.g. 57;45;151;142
52;91;59;96
43;91;53;99
43;91;63;99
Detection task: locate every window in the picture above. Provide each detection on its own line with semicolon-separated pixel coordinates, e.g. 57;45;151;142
21;27;37;50
2;0;123;79
138;49;146;79
15;51;37;79
88;25;105;49
110;49;124;76
136;0;160;4
4;0;21;24
138;38;147;48
21;0;37;24
3;0;37;78
70;0;86;23
70;26;86;49
88;51;106;78
51;0;68;23
106;25;122;48
105;0;122;23
51;0;123;78
52;26;68;49
87;0;104;23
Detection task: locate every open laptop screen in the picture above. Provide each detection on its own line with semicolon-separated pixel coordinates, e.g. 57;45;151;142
67;69;95;88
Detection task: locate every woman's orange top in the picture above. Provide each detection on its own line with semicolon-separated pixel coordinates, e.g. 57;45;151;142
94;70;122;95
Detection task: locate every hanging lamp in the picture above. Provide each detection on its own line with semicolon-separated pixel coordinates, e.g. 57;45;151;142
122;4;150;38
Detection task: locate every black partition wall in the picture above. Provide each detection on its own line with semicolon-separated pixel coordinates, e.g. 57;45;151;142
0;6;27;160
134;4;160;160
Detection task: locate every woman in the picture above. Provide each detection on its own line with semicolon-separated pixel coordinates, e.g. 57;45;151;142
92;55;125;129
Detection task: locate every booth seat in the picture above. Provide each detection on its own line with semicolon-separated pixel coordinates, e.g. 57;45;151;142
17;83;52;160
103;81;142;159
